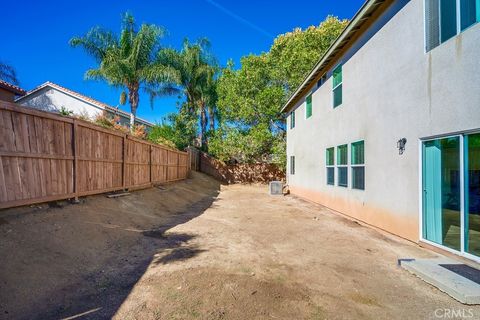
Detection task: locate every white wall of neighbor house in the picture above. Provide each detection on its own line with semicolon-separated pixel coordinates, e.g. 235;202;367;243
286;0;480;241
18;87;104;119
18;87;153;130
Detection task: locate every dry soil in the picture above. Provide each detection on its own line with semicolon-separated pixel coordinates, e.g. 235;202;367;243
1;172;479;320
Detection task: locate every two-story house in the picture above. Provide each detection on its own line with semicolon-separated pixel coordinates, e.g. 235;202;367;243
282;0;480;261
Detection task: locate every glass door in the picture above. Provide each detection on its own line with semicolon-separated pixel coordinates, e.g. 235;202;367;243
423;137;461;251
422;133;480;260
465;134;480;257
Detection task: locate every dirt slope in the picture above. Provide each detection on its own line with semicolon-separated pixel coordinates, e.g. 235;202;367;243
0;172;220;320
2;173;479;319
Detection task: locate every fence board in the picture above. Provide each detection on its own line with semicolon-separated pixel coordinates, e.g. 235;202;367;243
0;101;189;209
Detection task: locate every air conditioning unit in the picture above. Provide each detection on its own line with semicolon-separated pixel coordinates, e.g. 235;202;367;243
269;181;284;195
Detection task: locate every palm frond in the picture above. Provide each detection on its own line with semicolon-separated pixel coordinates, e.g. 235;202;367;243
0;62;19;85
69;27;117;62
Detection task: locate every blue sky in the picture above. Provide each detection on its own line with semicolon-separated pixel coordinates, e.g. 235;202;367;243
1;0;363;123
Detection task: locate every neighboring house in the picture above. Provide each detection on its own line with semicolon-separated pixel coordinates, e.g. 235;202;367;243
282;0;480;262
0;80;26;102
16;82;154;130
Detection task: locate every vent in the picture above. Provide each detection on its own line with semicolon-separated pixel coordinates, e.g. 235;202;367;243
269;181;283;195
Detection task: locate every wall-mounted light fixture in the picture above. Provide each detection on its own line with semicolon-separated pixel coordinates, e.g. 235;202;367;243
397;138;407;155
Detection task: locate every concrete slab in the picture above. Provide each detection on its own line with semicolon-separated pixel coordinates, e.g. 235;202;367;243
400;257;480;305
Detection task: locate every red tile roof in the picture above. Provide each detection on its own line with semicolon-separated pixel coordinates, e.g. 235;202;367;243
17;81;154;127
0;80;26;95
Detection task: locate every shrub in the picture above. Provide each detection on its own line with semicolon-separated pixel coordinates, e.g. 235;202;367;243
58;106;73;116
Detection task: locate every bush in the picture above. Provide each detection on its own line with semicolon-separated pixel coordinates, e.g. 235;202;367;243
148;110;197;150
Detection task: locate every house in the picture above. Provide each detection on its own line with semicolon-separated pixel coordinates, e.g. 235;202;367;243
0;80;26;102
282;0;480;262
16;82;154;130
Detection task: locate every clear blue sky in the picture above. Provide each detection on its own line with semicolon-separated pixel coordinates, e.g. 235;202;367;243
1;0;363;123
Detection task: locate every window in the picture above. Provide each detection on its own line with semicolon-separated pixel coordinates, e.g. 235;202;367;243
317;73;327;88
290;110;295;129
290;156;295;175
337;144;348;187
461;0;480;30
351;141;365;190
306;94;312;118
326;147;335;185
332;64;342;108
425;0;480;51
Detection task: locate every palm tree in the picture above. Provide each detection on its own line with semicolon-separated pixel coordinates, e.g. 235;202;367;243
198;66;219;147
70;13;175;129
155;38;218;149
0;61;19;85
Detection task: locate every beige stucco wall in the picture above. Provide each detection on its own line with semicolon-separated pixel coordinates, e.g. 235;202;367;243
286;0;480;241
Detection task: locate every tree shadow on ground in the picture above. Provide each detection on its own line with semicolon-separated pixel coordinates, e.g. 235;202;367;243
0;173;220;320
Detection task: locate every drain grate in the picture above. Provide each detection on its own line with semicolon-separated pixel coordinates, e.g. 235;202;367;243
440;264;480;285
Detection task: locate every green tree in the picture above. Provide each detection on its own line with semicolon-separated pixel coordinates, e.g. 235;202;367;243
215;16;347;168
70;13;176;130
269;16;348;93
0;61;19;85
148;108;198;150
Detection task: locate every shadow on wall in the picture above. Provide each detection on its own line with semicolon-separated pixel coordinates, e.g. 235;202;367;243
19;94;59;113
199;152;285;184
0;172;221;320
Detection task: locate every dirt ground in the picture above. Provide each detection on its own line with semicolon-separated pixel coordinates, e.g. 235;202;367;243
1;172;480;319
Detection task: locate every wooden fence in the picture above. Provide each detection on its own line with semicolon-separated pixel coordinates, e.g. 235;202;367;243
0;101;189;209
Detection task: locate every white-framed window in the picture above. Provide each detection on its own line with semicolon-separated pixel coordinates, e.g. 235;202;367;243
425;0;480;52
305;94;312;119
337;144;348;187
351;140;365;190
326;147;335;185
332;64;342;108
290;155;295;175
290;110;295;129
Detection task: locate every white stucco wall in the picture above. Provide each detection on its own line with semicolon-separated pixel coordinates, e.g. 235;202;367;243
18;87;153;130
286;0;480;241
18;87;104;119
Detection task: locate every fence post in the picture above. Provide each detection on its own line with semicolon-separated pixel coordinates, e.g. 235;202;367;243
166;149;169;182
73;119;79;201
149;144;152;185
122;135;127;189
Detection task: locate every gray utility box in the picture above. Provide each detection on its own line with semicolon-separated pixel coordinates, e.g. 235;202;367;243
269;181;284;195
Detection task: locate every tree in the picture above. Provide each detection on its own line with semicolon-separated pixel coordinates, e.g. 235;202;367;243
70;13;176;130
269;16;348;93
148;108;198;150
0;61;19;85
155;38;218;149
215;16;348;168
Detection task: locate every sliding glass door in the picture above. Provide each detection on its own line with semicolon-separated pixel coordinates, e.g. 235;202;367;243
422;133;479;259
423;137;461;250
465;134;480;257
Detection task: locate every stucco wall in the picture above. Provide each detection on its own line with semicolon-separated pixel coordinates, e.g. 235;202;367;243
18;87;104;119
18;87;153;130
286;0;480;242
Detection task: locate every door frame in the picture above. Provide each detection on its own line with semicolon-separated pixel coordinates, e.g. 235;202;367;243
419;131;480;263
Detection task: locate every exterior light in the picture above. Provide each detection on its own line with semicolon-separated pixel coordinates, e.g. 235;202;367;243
397;138;407;155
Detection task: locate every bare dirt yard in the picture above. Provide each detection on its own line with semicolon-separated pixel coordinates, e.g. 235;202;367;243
1;172;479;320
